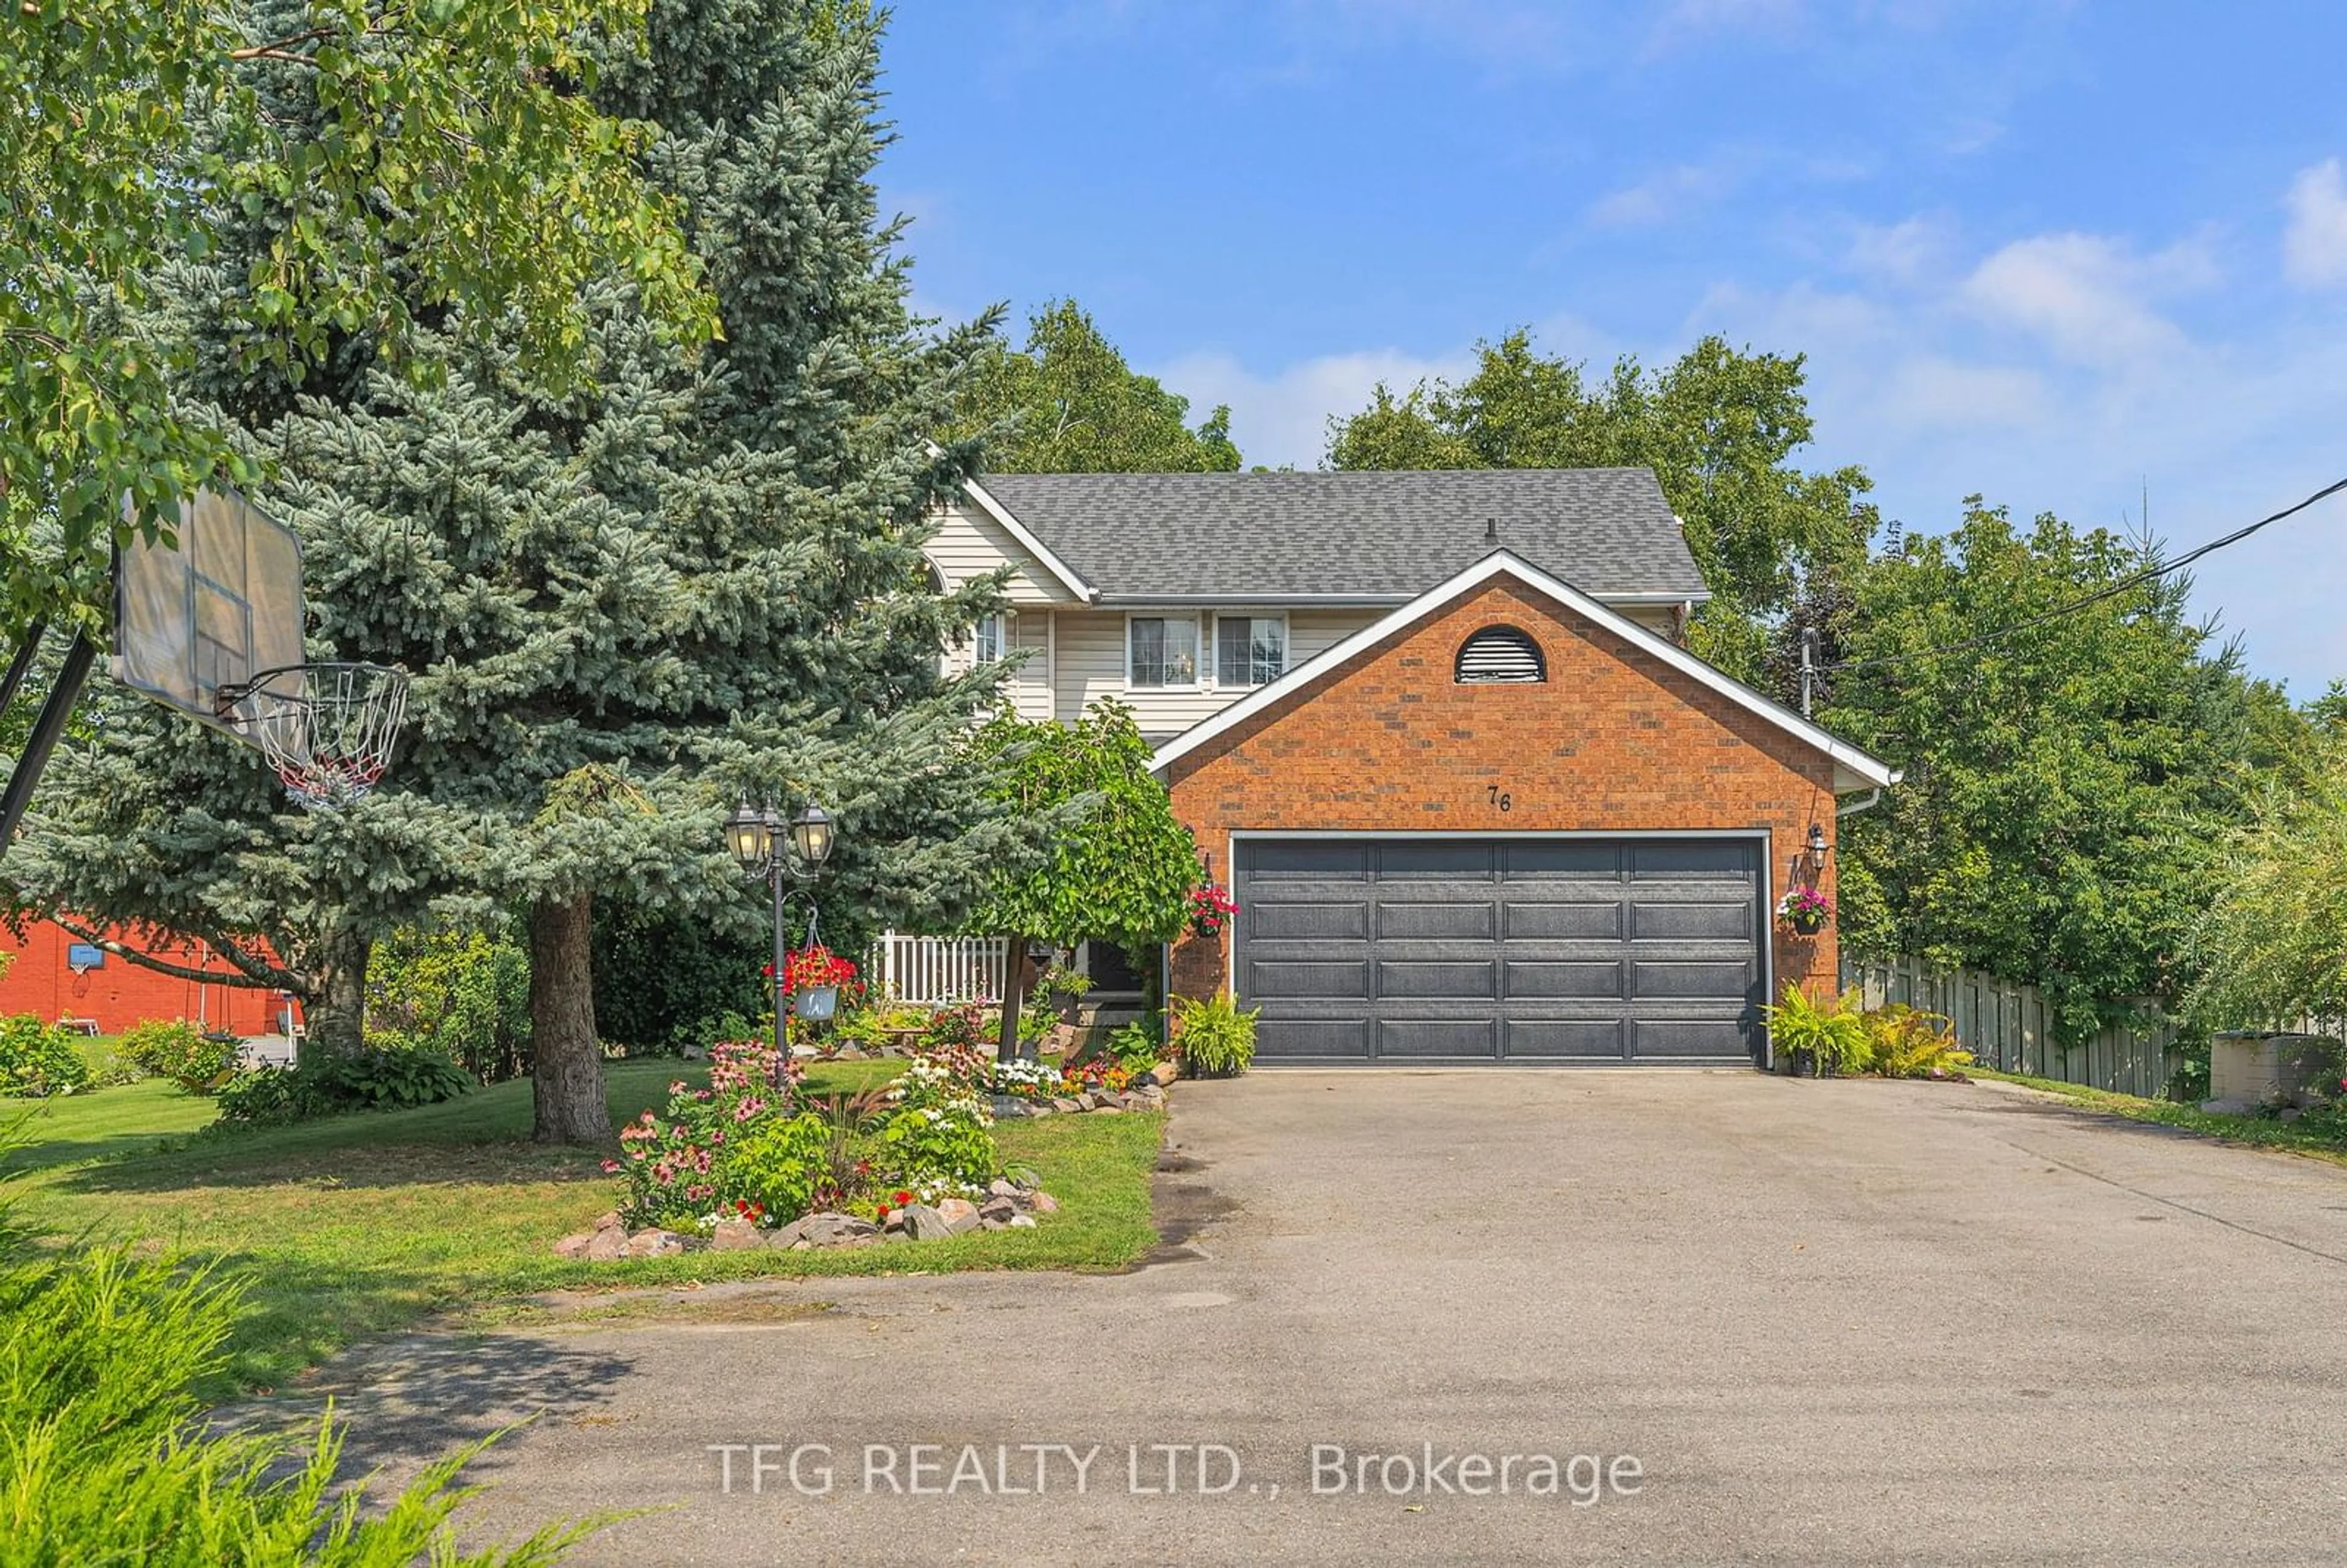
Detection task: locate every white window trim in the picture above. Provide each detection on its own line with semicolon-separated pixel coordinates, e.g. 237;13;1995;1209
1125;610;1204;691
1211;610;1291;689
972;610;1011;665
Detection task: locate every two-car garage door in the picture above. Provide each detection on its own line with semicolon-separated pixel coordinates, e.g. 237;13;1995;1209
1233;836;1768;1066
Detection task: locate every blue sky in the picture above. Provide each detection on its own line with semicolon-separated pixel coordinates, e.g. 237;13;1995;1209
873;1;2347;694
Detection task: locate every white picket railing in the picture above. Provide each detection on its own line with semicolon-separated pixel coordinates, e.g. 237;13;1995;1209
871;932;1010;1005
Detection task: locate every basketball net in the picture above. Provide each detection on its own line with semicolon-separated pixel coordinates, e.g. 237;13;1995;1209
222;664;412;810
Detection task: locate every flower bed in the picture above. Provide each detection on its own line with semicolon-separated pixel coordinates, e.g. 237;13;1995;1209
556;1035;1166;1259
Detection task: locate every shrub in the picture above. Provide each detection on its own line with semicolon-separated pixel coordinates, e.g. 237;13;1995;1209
608;1040;806;1227
0;1015;90;1097
1172;993;1257;1077
213;1039;479;1127
369;928;532;1083
214;1064;332;1127
1100;1015;1165;1072
119;1018;241;1094
726;1110;835;1222
1763;986;1873;1076
1860;1004;1974;1078
318;1039;477;1110
876;1101;997;1200
0;1135;600;1562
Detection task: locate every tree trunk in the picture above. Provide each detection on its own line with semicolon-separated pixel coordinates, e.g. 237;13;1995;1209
997;937;1033;1063
305;928;372;1057
531;891;610;1143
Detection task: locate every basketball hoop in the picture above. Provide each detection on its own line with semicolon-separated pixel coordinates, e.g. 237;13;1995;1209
216;662;412;810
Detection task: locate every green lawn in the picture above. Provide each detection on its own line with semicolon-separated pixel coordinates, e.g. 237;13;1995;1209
1;1060;1163;1398
1972;1068;2347;1167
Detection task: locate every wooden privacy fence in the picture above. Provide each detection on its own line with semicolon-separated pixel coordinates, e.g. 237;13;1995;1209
1839;954;2181;1099
871;932;1009;1006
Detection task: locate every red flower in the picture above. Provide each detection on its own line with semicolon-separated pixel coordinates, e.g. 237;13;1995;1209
894;1189;913;1206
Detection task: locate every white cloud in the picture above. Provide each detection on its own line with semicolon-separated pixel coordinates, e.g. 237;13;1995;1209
1958;232;2214;368
1150;345;1475;470
2284;159;2347;288
1645;0;1806;53
1878;357;2049;428
1588;163;1735;229
1843;213;1956;288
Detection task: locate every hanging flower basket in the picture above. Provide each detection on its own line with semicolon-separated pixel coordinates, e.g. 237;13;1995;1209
1188;881;1237;939
779;945;858;1021
1776;887;1834;937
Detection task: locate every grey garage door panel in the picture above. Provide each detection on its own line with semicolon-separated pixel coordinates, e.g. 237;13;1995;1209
1378;959;1498;998
1236;835;1763;1066
1505;1019;1629;1059
1503;901;1624;940
1255;1019;1375;1060
1504;959;1626;999
1501;841;1626;879
1378;1019;1500;1058
1250;901;1370;940
1250;959;1372;999
1630;901;1756;941
1633;1019;1753;1059
1378;901;1495;940
1633;959;1756;998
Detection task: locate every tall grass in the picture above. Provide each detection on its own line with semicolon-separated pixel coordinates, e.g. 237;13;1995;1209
0;1129;606;1564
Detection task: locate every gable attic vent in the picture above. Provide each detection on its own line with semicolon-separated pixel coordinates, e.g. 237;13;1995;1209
1455;626;1546;684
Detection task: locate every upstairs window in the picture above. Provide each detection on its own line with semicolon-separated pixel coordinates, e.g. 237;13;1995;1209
972;614;1007;664
1455;626;1546;684
1128;615;1200;687
1215;615;1287;687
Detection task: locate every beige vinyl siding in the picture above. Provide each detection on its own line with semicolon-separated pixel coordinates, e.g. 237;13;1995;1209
1052;610;1230;734
925;504;1081;606
937;610;1053;722
1286;607;1384;662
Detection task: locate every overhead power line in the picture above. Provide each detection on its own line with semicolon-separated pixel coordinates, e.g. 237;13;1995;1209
1824;474;2347;675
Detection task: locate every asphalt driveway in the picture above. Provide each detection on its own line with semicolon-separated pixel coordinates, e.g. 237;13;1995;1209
310;1074;2347;1565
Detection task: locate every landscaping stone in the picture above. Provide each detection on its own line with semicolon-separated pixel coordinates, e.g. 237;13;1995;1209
937;1197;983;1234
1008;1214;1038;1228
902;1203;957;1242
2200;1097;2255;1115
1076;1092;1098;1110
1150;1061;1180;1086
1095;1102;1124;1114
988;1178;1021;1198
625;1228;686;1257
594;1210;623;1231
1051;1097;1082;1113
979;1197;1019;1225
765;1218;811;1249
584;1228;629;1261
1030;1191;1060;1214
799;1211;878;1246
710;1219;763;1251
552;1232;595;1259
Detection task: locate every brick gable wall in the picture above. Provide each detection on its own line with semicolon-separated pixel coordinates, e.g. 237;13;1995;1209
1164;579;1845;1015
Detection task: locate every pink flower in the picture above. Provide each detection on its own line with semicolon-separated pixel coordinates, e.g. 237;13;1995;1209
599;1159;621;1174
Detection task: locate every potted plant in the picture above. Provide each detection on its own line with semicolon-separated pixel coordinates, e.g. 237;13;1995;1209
1188;881;1237;940
1776;885;1833;937
781;945;859;1022
1761;984;1871;1078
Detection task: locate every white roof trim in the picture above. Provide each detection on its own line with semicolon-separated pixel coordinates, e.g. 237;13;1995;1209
1148;549;1898;792
953;475;1097;603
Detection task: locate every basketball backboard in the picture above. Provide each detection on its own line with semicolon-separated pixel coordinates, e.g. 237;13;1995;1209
111;488;306;744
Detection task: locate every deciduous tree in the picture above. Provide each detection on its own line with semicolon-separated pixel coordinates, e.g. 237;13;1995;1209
1327;331;1873;679
953;300;1241;474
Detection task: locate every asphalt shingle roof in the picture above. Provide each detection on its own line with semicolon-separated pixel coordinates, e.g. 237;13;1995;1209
977;467;1707;601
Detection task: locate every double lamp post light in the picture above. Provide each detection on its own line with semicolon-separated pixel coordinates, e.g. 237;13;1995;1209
726;798;839;1061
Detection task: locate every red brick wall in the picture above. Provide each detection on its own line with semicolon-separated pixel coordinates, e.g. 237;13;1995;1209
0;919;294;1036
1165;578;1844;1008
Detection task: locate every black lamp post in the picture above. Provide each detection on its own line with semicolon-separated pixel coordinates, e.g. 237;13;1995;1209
729;797;840;1062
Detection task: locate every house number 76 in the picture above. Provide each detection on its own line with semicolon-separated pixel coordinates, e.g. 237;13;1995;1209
1486;785;1513;812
